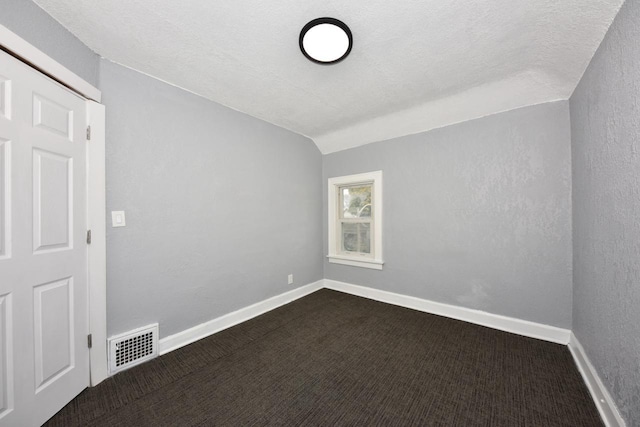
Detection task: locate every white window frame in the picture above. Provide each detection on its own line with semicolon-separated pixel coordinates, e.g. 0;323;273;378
328;171;383;270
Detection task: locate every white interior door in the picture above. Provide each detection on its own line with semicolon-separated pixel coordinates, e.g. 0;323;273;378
0;49;90;426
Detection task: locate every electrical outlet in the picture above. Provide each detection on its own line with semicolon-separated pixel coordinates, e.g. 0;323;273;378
288;274;293;285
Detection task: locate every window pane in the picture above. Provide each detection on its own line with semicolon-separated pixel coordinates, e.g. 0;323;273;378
341;185;372;218
342;223;358;252
341;222;371;254
359;223;371;253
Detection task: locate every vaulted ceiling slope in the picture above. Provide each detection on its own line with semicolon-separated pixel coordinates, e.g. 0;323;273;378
34;0;624;153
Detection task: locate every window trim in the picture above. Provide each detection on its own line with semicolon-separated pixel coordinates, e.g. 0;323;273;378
327;171;383;270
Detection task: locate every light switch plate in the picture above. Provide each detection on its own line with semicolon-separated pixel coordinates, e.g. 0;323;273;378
111;211;126;227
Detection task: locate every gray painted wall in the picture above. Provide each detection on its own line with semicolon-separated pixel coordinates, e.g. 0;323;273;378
570;0;640;423
0;0;99;86
4;7;635;421
323;102;573;328
99;59;323;338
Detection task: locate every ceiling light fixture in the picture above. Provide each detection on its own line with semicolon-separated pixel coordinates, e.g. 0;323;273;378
299;18;353;65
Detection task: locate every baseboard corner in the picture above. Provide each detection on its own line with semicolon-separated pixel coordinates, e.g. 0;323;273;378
568;332;626;427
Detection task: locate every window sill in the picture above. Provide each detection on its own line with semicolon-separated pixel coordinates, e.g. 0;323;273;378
327;255;384;270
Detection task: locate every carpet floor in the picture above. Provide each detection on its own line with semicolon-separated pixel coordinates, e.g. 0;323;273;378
45;289;602;426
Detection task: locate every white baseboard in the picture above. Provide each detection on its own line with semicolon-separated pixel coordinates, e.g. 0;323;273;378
159;278;570;355
146;278;625;427
323;279;571;345
158;280;324;355
568;333;626;427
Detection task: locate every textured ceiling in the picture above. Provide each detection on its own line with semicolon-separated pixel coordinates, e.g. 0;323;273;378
34;0;624;153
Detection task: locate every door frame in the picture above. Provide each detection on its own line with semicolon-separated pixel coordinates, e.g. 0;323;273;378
0;24;108;386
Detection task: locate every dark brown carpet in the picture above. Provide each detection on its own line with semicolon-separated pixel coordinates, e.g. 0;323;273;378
45;289;602;426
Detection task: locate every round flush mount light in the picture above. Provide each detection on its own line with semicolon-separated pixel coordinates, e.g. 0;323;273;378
299;18;353;65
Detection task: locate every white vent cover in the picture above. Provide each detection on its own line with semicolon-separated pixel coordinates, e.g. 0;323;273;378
108;324;158;374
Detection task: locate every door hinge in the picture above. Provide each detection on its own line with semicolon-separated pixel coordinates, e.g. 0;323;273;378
86;125;91;141
86;229;92;244
87;334;93;349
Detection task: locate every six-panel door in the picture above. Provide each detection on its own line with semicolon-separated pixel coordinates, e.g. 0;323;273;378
0;49;90;427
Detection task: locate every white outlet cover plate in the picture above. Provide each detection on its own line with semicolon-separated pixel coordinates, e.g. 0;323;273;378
111;210;126;227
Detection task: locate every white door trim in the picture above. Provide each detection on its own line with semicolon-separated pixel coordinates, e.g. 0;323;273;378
86;102;107;386
0;24;101;102
0;24;108;386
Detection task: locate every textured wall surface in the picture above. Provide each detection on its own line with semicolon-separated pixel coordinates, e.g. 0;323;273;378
570;0;640;423
100;60;323;338
324;102;573;328
0;0;99;86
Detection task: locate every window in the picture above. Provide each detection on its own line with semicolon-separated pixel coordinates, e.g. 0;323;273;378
328;171;383;270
